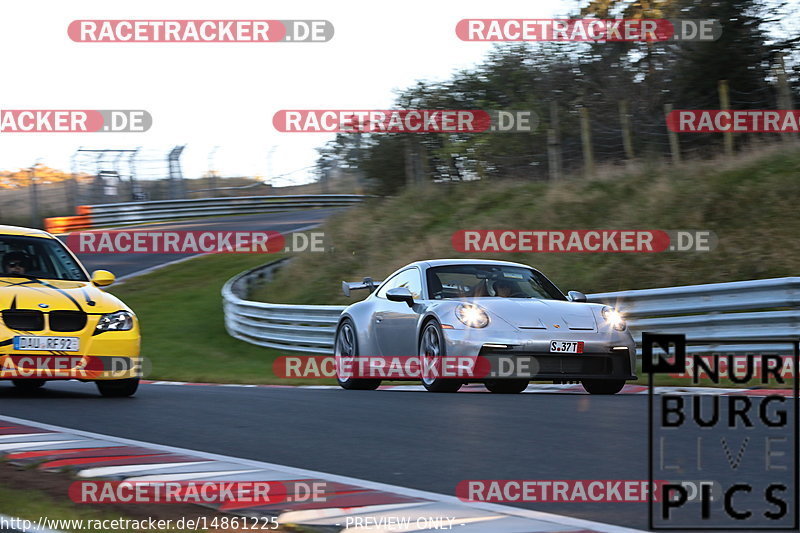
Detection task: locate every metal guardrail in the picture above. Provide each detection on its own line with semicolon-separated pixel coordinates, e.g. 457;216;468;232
44;195;368;233
589;277;800;353
223;261;800;355
590;277;800;317
223;258;344;352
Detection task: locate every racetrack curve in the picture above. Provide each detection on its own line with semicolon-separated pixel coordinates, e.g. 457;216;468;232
60;207;343;278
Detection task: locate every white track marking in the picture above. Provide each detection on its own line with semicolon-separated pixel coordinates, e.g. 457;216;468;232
124;469;265;482
0;433;53;440
76;461;210;478
0;440;81;451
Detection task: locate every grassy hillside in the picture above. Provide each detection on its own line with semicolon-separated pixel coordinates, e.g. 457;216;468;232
252;144;800;305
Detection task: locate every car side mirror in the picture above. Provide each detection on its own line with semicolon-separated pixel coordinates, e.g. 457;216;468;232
91;270;116;287
386;287;415;307
567;291;587;302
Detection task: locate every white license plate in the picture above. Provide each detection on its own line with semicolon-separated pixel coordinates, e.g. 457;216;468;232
550;340;584;353
13;336;80;352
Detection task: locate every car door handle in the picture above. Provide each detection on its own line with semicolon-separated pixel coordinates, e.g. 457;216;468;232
375;313;384;323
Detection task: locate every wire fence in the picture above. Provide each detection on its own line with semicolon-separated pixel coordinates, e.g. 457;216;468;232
402;77;798;184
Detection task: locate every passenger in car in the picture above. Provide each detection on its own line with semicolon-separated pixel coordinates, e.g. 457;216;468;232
472;279;490;297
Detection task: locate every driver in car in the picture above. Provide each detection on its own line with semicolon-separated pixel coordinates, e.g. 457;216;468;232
493;279;517;298
2;251;33;276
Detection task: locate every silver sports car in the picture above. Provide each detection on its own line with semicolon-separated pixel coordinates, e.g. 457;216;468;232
335;259;636;394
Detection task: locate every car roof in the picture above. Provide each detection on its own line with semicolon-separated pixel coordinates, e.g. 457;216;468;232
409;258;535;270
0;225;54;238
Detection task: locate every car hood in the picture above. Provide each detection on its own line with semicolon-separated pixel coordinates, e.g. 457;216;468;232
482;298;599;331
0;276;129;314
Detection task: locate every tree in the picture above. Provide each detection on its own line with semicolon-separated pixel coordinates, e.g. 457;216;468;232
670;0;777;109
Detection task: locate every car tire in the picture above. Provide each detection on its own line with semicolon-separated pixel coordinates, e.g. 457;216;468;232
96;378;139;398
12;379;46;390
420;321;462;393
484;379;529;394
582;379;625;395
335;319;381;391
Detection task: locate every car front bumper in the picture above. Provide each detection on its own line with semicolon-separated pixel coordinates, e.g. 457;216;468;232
0;328;141;381
441;327;637;381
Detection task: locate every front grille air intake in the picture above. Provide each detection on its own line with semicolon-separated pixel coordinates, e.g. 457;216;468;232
49;310;87;332
2;310;45;331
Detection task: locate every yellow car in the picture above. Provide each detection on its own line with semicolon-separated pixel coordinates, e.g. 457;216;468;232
0;225;141;397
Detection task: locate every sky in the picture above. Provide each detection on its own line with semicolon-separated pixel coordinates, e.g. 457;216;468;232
0;0;580;186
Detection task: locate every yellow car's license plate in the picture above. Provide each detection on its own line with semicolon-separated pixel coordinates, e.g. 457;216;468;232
13;336;80;352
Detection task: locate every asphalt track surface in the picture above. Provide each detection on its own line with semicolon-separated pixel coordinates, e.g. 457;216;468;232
60;208;342;278
0;382;651;528
2;382;795;531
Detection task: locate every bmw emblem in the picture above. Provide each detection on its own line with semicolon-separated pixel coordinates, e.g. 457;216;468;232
38;303;49;309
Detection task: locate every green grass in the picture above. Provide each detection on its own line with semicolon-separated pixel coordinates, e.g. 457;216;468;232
107;253;330;385
0;485;153;533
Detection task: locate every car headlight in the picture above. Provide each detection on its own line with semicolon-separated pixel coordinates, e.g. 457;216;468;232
455;304;489;328
95;311;134;332
601;306;626;331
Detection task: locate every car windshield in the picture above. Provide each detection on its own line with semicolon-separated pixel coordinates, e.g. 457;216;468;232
426;264;566;301
0;235;88;282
